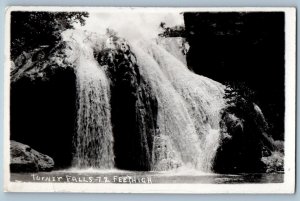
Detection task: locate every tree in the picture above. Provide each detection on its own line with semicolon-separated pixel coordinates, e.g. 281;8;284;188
10;11;89;60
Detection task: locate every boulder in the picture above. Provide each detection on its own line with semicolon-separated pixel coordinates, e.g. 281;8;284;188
213;102;269;173
10;140;54;173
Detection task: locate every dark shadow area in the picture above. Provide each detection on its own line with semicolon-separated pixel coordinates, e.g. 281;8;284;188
184;12;285;140
10;67;77;169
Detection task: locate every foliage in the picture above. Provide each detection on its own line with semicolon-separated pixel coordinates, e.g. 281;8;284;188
222;83;254;122
224;82;255;105
11;11;89;60
222;82;257;120
158;22;186;37
261;151;284;173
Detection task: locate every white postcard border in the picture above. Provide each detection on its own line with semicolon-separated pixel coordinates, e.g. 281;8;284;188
3;6;296;194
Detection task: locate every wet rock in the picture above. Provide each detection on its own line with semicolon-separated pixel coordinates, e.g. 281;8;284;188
96;37;159;171
10;140;54;172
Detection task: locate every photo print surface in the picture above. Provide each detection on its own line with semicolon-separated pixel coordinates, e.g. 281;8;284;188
4;7;296;193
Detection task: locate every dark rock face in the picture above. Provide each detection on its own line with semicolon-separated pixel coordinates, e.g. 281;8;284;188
10;38;159;171
96;39;158;171
10;140;54;172
184;12;285;141
213;98;279;173
10;48;77;169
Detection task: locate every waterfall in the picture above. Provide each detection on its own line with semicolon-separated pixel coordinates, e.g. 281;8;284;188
131;40;225;171
59;28;225;172
63;31;115;168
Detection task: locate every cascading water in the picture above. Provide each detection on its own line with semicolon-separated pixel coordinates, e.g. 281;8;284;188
54;11;226;172
131;40;225;171
63;31;115;168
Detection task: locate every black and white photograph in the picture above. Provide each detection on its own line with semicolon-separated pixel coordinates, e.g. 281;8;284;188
4;7;295;193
